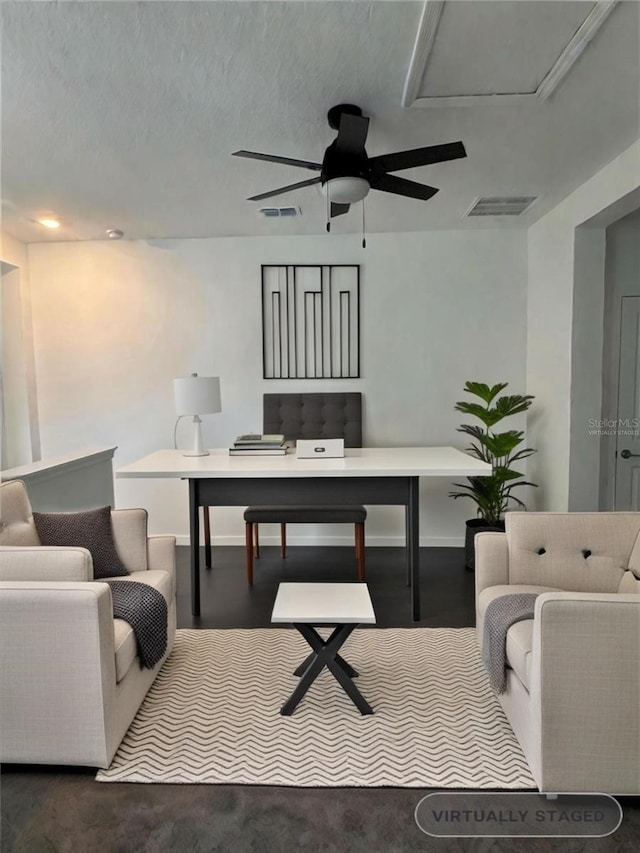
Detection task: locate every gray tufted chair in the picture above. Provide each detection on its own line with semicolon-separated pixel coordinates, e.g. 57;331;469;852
204;393;366;584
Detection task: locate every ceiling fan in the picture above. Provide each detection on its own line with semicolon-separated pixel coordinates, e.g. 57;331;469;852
232;104;467;225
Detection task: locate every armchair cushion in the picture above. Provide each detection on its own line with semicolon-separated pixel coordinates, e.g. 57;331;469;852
33;507;129;579
107;580;167;670
111;508;149;573
477;583;559;640
506;620;534;691
482;593;539;693
0;480;40;546
111;570;173;681
477;583;560;692
505;512;639;592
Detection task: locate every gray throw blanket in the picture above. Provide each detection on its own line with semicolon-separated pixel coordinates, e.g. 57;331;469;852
482;593;539;694
106;580;168;670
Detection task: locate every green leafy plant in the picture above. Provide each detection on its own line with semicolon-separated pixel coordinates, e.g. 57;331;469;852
449;381;537;526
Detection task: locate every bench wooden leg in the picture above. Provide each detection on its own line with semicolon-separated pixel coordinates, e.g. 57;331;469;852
254;523;260;558
355;521;365;582
281;523;287;558
203;505;212;569
245;522;254;586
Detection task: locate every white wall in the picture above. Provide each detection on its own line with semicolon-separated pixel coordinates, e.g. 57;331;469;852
26;229;527;545
0;231;41;468
1;232;28;269
527;139;640;511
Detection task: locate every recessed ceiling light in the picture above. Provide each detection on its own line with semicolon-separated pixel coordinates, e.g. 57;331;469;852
37;218;61;229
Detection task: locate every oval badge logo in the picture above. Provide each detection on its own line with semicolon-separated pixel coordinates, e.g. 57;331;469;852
415;793;622;838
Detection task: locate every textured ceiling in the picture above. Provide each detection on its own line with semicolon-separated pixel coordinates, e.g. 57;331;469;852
420;1;593;96
0;0;639;243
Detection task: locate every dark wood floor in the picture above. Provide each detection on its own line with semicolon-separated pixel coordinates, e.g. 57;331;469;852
2;546;638;853
177;544;476;629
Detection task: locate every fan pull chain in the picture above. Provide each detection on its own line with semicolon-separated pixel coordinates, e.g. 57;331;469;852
362;197;366;249
326;184;331;233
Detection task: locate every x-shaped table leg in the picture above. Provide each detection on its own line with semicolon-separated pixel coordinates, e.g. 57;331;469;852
281;623;373;716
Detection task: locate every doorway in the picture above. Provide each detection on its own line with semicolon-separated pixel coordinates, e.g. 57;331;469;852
614;296;640;509
599;209;640;510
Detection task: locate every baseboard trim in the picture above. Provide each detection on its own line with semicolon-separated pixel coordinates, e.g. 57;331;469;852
174;535;463;548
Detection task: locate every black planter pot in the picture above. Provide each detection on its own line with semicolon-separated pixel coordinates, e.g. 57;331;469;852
464;518;506;571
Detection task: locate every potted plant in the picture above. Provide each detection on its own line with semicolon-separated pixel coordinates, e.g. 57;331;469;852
449;381;537;570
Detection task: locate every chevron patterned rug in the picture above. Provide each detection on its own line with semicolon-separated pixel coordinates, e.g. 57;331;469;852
96;627;535;787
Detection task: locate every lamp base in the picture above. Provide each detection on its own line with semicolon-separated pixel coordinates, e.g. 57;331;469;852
181;415;209;457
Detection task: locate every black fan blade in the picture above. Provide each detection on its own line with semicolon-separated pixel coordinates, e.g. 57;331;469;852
370;173;439;201
335;113;370;155
369;141;466;173
248;177;321;201
330;202;351;218
233;150;322;172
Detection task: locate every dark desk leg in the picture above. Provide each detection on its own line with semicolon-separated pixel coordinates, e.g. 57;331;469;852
408;476;420;622
405;505;411;587
203;506;212;569
189;479;201;616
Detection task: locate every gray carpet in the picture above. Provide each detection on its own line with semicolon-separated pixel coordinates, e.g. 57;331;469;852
97;628;535;788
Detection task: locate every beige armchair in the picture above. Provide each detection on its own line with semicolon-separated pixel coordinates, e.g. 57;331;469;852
0;480;176;768
476;512;640;794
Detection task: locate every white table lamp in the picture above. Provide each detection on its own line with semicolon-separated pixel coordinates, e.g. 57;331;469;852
173;374;222;456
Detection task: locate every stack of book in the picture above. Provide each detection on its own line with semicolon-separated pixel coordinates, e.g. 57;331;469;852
228;434;288;456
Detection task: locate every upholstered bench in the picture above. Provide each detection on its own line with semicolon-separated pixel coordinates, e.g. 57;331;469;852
244;505;367;585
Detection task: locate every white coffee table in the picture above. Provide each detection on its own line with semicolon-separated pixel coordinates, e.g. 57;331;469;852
271;582;376;716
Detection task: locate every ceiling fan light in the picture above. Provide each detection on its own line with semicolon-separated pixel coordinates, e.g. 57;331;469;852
322;176;370;204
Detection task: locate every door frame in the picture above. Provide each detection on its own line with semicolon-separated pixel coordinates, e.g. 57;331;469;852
598;214;640;510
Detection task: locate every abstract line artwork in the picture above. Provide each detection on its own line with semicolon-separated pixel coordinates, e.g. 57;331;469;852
261;265;360;379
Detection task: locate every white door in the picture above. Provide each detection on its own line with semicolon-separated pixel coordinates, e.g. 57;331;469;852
615;296;640;509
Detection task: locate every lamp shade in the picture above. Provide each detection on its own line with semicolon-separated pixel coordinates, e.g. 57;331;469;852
173;375;221;416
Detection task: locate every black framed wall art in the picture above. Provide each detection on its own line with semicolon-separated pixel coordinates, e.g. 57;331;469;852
261;264;360;379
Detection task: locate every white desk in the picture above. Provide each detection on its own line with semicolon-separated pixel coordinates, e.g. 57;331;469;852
117;447;491;621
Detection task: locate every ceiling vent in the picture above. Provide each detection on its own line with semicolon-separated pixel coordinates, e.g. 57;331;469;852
466;196;537;217
259;206;300;218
